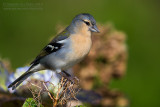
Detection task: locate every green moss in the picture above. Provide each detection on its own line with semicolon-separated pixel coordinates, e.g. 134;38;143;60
23;98;43;107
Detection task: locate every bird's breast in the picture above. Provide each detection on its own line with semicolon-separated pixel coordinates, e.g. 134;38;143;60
68;34;92;62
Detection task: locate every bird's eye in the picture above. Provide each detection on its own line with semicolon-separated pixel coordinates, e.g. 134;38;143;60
84;21;90;26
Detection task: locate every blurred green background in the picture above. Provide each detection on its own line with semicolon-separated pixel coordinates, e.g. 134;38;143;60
0;0;160;107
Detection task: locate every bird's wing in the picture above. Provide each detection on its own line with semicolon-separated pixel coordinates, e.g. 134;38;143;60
30;29;70;65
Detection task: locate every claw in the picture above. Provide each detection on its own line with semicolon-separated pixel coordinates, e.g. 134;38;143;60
65;76;79;85
59;71;79;85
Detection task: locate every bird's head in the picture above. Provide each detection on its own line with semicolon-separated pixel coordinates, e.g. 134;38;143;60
70;13;100;34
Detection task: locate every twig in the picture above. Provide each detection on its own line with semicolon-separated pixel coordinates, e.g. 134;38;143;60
43;82;55;101
26;74;79;107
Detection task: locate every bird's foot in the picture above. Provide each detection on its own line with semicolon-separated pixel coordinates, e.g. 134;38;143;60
59;72;79;85
65;76;79;85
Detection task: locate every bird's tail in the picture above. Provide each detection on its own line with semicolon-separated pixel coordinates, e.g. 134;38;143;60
8;63;43;90
8;70;34;90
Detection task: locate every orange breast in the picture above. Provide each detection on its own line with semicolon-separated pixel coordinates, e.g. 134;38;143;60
69;34;92;61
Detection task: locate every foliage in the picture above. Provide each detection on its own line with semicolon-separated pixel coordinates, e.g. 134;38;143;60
22;98;43;107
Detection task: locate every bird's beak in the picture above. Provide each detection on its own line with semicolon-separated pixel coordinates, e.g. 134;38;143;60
89;25;100;33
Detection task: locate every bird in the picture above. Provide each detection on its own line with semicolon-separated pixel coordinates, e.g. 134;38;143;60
8;13;99;90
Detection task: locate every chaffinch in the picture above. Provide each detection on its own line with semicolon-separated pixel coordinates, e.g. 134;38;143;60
8;13;99;90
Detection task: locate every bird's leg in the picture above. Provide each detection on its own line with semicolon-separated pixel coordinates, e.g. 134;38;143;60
62;70;71;77
61;70;79;84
